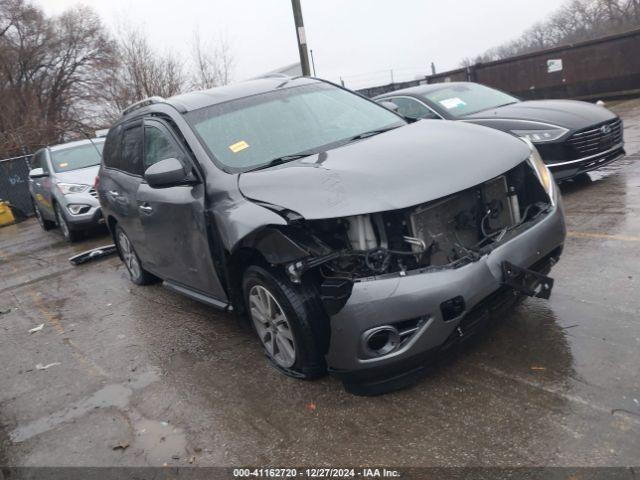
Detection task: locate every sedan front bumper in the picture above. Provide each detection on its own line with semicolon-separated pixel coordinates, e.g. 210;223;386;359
326;199;566;392
547;144;625;181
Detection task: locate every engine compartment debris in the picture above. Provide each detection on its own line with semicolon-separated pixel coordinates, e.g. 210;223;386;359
282;162;552;293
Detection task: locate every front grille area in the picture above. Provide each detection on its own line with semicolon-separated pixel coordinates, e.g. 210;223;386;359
88;187;98;199
566;118;623;157
404;162;551;267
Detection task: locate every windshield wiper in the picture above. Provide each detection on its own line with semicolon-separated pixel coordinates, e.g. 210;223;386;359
244;152;314;172
344;125;402;144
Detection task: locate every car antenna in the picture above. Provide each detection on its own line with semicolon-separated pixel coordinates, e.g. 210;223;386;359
67;119;104;158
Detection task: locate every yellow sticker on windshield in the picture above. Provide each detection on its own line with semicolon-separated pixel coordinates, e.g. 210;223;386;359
229;140;249;153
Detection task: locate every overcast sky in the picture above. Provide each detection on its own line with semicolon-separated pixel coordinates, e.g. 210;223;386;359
40;0;562;89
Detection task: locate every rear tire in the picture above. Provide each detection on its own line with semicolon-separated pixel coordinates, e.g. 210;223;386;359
114;225;158;285
54;203;79;242
242;265;327;379
33;201;55;231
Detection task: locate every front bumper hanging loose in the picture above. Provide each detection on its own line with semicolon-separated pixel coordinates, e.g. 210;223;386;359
501;260;554;299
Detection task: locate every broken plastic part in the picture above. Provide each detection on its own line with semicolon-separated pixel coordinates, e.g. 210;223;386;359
69;244;117;265
501;261;554;299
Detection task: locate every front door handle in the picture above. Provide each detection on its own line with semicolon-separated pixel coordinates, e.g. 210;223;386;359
139;204;153;214
108;190;120;197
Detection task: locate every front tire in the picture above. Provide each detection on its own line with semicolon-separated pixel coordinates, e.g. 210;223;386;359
33;201;55;231
54;203;79;242
114;225;157;285
242;265;327;379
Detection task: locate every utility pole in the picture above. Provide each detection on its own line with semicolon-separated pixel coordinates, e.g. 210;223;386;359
291;0;311;76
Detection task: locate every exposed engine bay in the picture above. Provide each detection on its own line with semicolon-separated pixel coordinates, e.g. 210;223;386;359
282;161;552;287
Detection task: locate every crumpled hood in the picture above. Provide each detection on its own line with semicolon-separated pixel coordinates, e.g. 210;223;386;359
54;165;99;185
239;120;531;219
464;99;616;130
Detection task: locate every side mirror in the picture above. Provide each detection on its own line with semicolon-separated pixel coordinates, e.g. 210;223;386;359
29;168;48;179
144;158;191;188
379;100;400;113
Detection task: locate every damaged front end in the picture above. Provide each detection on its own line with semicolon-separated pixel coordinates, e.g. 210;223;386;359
251;154;556;317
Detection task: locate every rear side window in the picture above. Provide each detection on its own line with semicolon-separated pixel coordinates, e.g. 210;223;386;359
120;124;144;175
103;126;122;170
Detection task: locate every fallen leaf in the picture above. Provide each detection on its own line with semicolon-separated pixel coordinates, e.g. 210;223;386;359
112;442;129;451
305;402;317;411
188;456;196;464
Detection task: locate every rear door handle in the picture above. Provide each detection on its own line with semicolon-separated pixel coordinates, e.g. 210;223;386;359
139;204;153;214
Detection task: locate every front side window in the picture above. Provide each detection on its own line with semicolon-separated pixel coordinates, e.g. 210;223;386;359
31;150;44;170
50;141;104;173
144;125;182;170
187;82;405;172
387;97;439;120
422;83;519;118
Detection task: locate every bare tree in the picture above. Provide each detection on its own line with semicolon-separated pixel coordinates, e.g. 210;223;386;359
190;29;233;90
101;26;188;121
0;1;116;157
1;3;237;155
461;0;640;67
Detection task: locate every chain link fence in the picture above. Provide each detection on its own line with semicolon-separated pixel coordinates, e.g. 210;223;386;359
0;154;34;218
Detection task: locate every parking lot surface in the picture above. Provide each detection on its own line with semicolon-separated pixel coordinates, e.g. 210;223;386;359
1;98;640;467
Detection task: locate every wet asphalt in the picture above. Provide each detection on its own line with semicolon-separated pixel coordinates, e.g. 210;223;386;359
1;99;639;468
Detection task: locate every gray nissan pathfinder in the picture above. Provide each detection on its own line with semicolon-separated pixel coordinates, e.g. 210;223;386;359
97;77;566;394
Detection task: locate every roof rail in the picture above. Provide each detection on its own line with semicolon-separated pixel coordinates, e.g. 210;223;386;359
122;96;166;116
252;73;291;80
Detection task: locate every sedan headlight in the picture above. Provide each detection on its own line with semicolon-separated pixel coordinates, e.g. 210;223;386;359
522;138;555;204
57;183;90;195
511;126;568;143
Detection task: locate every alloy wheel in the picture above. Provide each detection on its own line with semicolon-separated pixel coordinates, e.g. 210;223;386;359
34;204;44;228
117;230;141;280
248;285;296;368
55;204;70;239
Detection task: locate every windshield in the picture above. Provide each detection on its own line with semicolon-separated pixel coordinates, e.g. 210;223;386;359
51;141;104;173
187;82;405;172
422;83;519;118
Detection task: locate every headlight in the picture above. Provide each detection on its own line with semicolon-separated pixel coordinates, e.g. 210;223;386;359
57;183;90;195
511;126;568;143
522;138;555;204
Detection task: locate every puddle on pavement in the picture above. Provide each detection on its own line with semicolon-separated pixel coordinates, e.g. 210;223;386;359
9;367;160;443
131;417;188;465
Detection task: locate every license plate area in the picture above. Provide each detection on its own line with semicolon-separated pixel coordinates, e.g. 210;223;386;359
501;261;554;299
